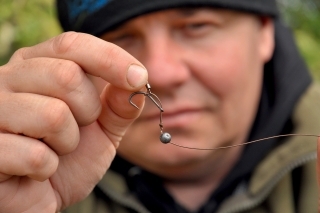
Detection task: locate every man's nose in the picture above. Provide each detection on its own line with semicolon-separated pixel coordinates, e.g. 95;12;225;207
141;34;191;91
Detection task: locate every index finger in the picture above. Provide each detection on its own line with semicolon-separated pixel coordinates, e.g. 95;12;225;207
9;32;148;91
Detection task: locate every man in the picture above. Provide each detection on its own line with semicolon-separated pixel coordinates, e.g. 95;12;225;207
0;0;319;212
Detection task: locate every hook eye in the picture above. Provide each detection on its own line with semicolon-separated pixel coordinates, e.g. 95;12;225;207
147;93;164;112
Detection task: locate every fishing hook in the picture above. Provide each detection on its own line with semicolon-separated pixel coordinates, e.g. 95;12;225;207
129;83;171;143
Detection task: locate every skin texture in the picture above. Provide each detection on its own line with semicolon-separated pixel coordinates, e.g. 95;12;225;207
0;32;148;212
99;8;275;210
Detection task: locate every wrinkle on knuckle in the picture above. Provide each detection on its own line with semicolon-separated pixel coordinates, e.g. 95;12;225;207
105;129;123;149
99;118;126;148
28;143;49;172
58;124;80;155
90;104;102;122
54;60;84;93
42;100;71;133
10;47;29;61
65;135;80;154
100;44;122;71
82;101;102;125
51;32;80;56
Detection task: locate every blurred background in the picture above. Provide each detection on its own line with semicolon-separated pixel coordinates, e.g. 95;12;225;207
0;0;319;79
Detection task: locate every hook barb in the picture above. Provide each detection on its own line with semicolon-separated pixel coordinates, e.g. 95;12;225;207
129;91;146;109
129;84;164;112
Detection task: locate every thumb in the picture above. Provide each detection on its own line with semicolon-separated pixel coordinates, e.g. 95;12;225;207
98;84;145;148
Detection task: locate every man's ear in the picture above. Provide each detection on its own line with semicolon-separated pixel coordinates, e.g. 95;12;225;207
259;17;275;63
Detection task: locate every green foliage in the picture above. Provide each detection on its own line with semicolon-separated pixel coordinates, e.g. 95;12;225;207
281;2;320;38
278;0;320;79
295;30;320;80
0;0;61;65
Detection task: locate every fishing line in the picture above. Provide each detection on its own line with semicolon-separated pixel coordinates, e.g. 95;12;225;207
129;84;320;151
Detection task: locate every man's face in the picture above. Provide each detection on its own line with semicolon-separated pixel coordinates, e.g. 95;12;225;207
95;8;274;179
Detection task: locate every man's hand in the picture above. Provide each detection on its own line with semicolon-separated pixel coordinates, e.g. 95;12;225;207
0;32;148;212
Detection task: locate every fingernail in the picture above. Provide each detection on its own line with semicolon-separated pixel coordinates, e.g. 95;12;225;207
127;64;148;88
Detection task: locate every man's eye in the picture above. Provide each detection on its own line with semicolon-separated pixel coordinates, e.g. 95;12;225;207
113;34;133;42
182;22;212;37
186;23;207;29
109;33;137;47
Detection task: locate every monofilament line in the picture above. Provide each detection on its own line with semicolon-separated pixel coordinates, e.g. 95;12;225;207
169;134;320;151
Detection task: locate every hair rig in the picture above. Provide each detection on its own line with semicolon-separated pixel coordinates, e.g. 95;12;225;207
129;84;320;151
129;83;172;144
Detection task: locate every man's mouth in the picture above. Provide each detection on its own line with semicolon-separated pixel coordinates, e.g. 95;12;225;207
140;107;207;128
